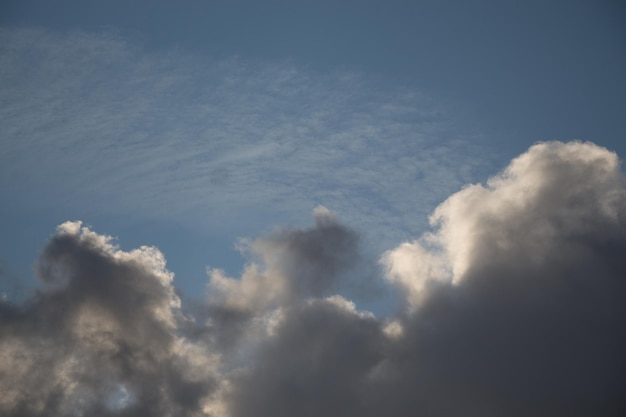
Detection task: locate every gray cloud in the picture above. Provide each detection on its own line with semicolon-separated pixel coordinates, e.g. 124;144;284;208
193;207;363;365
0;222;217;416
226;141;626;417
208;206;359;309
2;141;626;416
225;297;383;417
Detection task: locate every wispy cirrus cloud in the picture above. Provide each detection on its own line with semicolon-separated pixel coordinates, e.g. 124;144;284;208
0;28;493;250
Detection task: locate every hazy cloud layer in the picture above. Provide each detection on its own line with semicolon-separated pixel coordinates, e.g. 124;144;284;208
2;141;625;416
0;28;492;249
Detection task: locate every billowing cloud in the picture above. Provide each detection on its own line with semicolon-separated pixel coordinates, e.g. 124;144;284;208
207;206;359;311
2;141;625;416
0;222;218;416
374;141;626;416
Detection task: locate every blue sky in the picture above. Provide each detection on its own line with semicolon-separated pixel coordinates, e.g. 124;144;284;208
1;0;625;298
2;2;626;416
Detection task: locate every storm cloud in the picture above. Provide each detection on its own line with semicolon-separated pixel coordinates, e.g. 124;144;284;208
1;141;625;416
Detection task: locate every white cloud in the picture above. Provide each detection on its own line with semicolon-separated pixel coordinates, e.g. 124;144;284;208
384;141;626;308
381;240;450;309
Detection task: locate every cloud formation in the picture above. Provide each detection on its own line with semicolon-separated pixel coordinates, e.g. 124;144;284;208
0;222;217;416
377;141;626;416
1;141;625;416
0;28;492;251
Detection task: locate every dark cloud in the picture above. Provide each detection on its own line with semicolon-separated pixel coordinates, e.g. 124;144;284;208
227;141;626;417
249;206;360;299
2;141;625;416
202;206;359;331
193;206;363;366
226;297;383;417
0;222;216;416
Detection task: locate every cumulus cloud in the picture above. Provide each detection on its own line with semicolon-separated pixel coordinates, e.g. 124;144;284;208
193;206;363;368
207;206;358;311
2;141;626;416
375;141;626;416
0;222;217;416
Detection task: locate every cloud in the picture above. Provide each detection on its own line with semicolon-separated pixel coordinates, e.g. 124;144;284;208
224;296;382;417
0;28;493;251
0;221;217;416
225;141;626;417
383;141;626;306
197;206;362;366
373;141;626;415
2;141;626;416
208;206;359;310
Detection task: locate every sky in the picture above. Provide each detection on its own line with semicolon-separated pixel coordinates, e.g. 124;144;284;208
1;1;625;416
